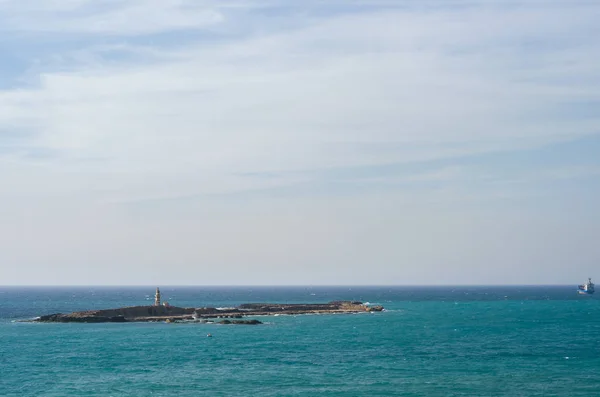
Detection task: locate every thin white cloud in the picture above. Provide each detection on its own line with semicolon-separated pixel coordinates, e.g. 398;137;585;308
0;20;596;200
1;4;596;192
0;1;599;283
0;0;223;35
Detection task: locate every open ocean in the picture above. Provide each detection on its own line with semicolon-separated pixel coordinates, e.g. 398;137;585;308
1;286;599;396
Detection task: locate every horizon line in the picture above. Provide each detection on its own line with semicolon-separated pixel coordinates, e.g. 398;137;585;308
0;284;583;288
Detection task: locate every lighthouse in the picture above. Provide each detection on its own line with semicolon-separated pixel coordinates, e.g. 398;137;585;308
154;287;161;306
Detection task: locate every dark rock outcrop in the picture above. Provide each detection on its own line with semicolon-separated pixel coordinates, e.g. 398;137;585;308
38;313;127;323
218;319;262;325
32;301;382;323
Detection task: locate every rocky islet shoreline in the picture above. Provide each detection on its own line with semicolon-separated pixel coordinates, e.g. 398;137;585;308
30;301;384;324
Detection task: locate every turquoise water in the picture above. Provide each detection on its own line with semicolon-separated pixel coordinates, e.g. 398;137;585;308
1;286;599;396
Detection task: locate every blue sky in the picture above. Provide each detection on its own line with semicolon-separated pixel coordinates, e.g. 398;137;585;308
0;0;599;285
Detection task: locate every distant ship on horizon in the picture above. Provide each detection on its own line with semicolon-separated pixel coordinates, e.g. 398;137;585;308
577;278;595;295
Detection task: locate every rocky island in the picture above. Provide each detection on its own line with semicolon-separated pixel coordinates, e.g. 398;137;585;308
30;288;384;324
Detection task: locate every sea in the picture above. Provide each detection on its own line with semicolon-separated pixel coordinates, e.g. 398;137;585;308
1;286;599;396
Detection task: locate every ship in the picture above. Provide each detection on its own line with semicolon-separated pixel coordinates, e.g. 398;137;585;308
577;278;595;295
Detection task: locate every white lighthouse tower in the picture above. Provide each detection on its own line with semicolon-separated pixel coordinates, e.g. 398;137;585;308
154;287;161;306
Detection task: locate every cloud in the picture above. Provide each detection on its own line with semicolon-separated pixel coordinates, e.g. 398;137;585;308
0;1;599;284
0;3;596;185
0;0;224;35
1;7;599;207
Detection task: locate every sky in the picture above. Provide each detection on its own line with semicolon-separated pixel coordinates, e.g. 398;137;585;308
0;0;599;285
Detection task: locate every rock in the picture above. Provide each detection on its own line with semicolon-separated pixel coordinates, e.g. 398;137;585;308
329;300;363;305
36;314;127;323
37;313;64;322
32;301;383;323
217;319;262;325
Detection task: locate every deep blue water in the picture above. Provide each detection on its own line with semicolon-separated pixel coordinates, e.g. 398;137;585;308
1;286;599;396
